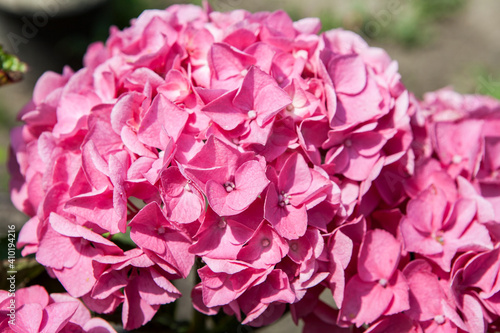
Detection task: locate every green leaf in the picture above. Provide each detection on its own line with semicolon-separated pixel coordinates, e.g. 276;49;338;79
0;45;27;85
111;227;136;249
0;256;45;289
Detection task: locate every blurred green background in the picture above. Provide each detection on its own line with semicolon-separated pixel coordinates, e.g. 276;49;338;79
0;0;499;331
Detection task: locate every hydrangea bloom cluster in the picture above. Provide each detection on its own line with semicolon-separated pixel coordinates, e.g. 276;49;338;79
8;3;500;332
0;285;116;332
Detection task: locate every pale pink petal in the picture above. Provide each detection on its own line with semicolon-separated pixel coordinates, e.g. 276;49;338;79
264;183;308;240
40;302;79;333
138;93;188;146
226;160;269;211
358;229;401;282
278;153;312;195
339;275;394;327
329;55;367;95
15;285;50;309
13;303;43;333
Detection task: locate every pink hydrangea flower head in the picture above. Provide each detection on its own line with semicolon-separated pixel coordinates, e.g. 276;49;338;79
10;2;500;332
401;185;493;272
185;135;269;216
339;229;409;327
0;285;116;333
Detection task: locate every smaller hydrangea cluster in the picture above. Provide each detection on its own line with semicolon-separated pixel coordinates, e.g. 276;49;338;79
8;3;500;332
0;285;116;332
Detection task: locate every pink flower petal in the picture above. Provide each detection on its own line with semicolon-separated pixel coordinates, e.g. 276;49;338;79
339;275;394;327
264;183;308;240
329;55;367;95
226;160;269;211
358;229;401;282
40;302;79;333
278;153;312;195
13;303;43;333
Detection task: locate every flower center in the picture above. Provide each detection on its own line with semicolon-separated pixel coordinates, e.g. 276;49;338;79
247;110;257;120
430;184;438;195
286;104;295;112
261;238;270;247
433;232;445;245
452;155;462;164
157;226;165;234
278;192;291;207
241;69;248;77
293;50;308;59
224;181;236;193
344;139;352;147
379;278;388;287
218;218;227;229
434;315;445;325
290;242;298;251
